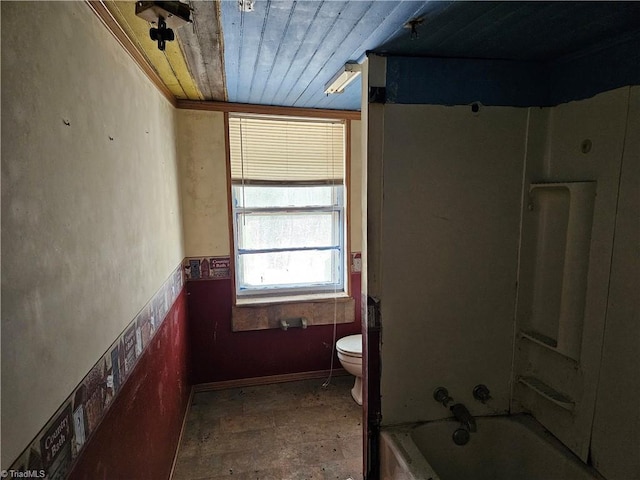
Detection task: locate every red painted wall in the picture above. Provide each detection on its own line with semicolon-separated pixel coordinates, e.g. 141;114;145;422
68;290;190;480
188;273;362;383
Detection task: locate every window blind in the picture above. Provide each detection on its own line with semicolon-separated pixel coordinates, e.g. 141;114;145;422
229;114;345;183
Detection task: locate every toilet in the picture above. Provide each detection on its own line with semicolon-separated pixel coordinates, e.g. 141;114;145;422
336;334;363;405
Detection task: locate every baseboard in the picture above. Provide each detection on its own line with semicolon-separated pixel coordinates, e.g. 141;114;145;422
194;368;350;392
168;387;194;480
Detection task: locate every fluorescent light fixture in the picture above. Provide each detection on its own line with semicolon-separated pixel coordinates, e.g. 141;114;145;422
324;62;361;94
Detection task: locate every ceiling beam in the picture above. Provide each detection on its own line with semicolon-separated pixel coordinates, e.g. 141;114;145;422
176;100;361;120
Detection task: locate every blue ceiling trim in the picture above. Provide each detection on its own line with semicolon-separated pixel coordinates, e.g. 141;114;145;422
551;33;640;106
384;32;640;108
386;57;547;107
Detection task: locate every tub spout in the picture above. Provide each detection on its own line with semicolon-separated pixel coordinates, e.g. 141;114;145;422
450;403;476;433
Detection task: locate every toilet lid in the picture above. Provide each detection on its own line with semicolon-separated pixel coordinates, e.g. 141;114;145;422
336;334;362;355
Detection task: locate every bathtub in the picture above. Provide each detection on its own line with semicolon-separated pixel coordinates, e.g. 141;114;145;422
380;414;603;480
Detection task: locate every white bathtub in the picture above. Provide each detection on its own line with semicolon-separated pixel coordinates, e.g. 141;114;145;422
380;414;603;480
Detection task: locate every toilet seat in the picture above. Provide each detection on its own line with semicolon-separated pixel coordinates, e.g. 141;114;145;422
336;334;362;357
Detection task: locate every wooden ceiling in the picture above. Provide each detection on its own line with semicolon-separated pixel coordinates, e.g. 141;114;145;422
102;1;225;101
94;1;640;111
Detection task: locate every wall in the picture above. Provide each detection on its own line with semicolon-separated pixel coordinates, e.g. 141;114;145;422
373;102;527;425
512;87;629;461
68;291;189;480
1;1;185;471
176;111;363;383
177;112;363;257
590;85;640;480
369;50;639;477
177;109;230;257
188;270;361;383
350;121;363;253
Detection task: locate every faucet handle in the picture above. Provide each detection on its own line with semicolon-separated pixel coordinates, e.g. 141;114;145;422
433;387;453;407
472;384;491;403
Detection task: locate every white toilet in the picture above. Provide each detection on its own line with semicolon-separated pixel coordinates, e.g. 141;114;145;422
336;334;363;405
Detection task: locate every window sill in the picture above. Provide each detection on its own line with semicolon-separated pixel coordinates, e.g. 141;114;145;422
232;294;355;332
236;291;350;306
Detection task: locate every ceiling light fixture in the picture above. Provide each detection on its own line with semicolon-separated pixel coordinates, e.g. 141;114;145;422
135;1;192;51
324;62;361;95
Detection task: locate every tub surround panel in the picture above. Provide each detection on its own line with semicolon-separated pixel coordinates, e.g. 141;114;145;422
513;87;629;461
187;272;362;384
370;47;638;476
518;181;597;362
376;104;526;426
590;85;640;480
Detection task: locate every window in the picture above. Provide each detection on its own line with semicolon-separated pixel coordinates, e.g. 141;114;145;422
228;113;348;301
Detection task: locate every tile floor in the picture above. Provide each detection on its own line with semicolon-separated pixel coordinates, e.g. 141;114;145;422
172;375;363;480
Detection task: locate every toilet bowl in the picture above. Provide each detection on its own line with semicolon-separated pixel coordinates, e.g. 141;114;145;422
336;334;363;405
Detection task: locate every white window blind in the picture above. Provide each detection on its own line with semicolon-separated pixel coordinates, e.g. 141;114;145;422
229;114;345;183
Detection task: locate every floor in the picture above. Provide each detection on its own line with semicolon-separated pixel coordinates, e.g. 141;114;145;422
171;375;363;480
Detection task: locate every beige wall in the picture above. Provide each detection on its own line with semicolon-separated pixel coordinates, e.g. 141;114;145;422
349;120;363;253
1;2;184;467
374;103;528;425
178;113;363;257
177;109;230;257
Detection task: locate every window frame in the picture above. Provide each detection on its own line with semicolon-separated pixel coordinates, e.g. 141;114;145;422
225;111;352;304
232;183;345;298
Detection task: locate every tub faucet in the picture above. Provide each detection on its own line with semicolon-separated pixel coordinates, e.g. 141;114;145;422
450;403;477;433
433;387;453;407
472;384;491;404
